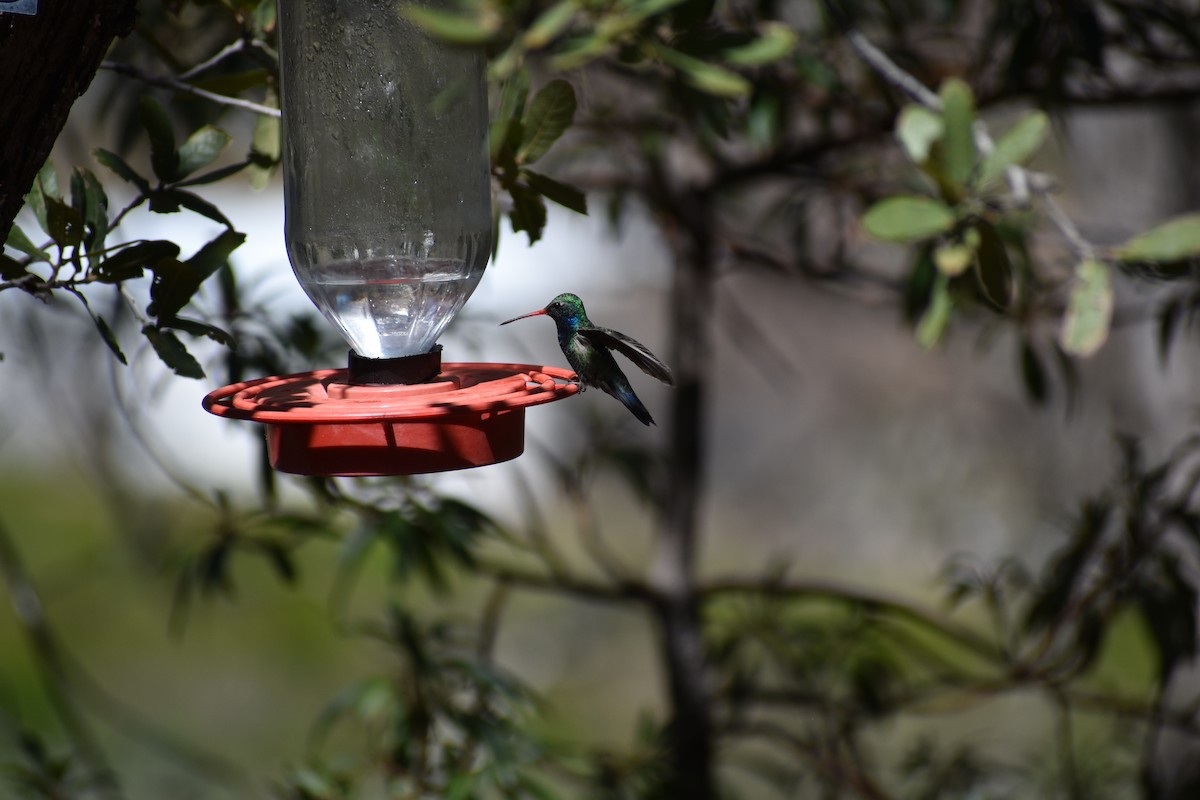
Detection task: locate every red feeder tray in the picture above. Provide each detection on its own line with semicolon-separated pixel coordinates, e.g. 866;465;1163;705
203;363;579;476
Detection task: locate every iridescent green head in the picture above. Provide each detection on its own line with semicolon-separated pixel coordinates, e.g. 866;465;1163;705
500;292;591;330
542;293;588;327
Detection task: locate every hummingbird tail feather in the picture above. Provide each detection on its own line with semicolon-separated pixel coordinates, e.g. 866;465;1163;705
616;385;655;426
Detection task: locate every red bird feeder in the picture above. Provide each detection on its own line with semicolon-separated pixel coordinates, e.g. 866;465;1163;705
204;360;577;476
203;0;576;475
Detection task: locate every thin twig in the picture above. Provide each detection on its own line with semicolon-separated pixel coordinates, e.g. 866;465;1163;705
843;29;942;110
177;38;278;81
477;580;510;663
728;720;896;800
477;561;657;605
108;195;148;231
828;4;1102;263
701;575;1003;662
1039;192;1096;260
107;348;214;508
100;61;280;118
1053;689;1084;800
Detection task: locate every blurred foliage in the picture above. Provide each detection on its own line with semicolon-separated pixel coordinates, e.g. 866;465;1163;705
3;0;1200;798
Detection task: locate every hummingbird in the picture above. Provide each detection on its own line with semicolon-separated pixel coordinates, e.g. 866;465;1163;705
501;293;674;426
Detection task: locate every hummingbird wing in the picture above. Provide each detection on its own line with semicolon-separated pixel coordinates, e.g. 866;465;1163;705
579;326;675;386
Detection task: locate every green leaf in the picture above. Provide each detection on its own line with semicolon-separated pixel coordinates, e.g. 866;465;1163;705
189;69;271;98
655;44;751;98
509;184;548;244
25;161;58;236
938;78;976;188
549;33;609;70
143;325;205;379
175;191;234;227
176;126;232;179
520;169;587;214
895;105;943;164
445;773;480;800
746;90;781;149
249;110;281;190
916;273;952;349
1135;556;1198;684
251;0;276;37
861;196;956;243
1116;213;1200;262
496;70;530;123
524;0;577;48
1025;500;1109;631
252;108;281;161
45;197;84;248
5;224;49;261
94;148;151;194
69;169;87;218
149;230;245;319
96;240;181;283
92;315;127;365
0;254;28;280
35;159;59;200
255;541;297;585
490;118;524;167
1059;258;1113;357
71;290;127;365
139;96;179;182
80;170;110;250
404;6;500;44
176;159;252;188
978;111;1049;189
722;23;797;66
148;190;181;214
163;316;236;347
70;168;108;252
188;229;246;277
148;189;233;227
973;220;1013;309
517;80;577;165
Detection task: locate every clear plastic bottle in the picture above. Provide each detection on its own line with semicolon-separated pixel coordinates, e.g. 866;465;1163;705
277;0;492;359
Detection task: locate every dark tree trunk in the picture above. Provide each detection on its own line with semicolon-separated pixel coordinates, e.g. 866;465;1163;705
0;0;137;240
655;181;718;800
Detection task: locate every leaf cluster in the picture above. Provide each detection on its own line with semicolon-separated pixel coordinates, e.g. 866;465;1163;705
860;76;1200;410
305;608;555;800
491;76;587;245
1021;436;1200;684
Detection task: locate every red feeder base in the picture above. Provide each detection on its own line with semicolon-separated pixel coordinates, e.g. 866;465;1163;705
202;363;578;476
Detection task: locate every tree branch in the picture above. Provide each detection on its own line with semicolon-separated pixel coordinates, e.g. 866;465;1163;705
476;562;658;606
651;155;719;799
99;61;281;118
0;0;138;241
823;3;1102;263
701;575;1004;663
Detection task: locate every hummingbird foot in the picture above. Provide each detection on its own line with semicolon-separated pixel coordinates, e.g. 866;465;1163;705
569;378;586;393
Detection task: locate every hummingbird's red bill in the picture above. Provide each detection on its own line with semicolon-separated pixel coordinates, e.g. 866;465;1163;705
500;309;548;325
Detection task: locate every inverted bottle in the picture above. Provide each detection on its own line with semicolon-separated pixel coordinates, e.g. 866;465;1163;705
277;0;492;359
